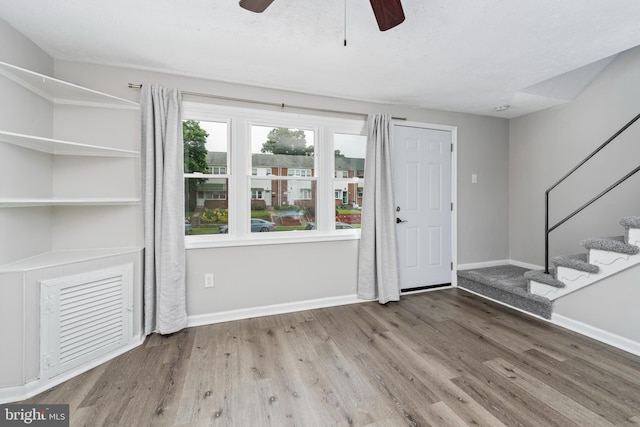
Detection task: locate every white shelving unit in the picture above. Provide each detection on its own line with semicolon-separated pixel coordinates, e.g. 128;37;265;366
0;61;144;402
0;198;141;208
0;61;139;109
0;248;143;273
0;61;141;219
0;130;139;157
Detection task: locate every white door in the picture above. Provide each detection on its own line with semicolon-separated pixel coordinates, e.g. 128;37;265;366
393;124;452;290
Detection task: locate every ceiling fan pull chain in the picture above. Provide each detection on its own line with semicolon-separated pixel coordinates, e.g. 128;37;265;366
344;0;348;46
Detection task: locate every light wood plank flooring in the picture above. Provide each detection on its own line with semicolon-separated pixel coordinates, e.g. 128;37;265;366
23;288;640;426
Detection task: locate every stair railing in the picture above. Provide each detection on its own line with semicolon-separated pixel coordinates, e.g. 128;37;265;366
545;112;640;274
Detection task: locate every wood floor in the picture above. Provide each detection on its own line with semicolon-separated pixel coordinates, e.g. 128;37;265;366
23;288;640;426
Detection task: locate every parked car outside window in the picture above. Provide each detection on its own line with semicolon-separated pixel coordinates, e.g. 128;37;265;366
304;222;354;230
218;218;277;233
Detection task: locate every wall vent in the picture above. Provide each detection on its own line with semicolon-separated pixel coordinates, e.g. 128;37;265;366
40;264;133;379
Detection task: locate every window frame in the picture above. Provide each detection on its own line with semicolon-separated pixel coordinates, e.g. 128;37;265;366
183;102;366;249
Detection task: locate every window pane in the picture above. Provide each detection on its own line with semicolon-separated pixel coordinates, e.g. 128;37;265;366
184;120;229;236
249;125;316;233
251;125;315;177
334;133;366;229
250;179;317;232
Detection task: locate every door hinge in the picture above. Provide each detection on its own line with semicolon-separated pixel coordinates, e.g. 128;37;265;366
450;262;453;270
450;144;454;152
451;202;454;211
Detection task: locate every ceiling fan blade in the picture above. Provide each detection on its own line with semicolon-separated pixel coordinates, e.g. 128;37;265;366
239;0;274;13
369;0;405;31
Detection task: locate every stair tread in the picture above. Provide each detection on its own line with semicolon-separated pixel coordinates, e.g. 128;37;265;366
620;216;640;229
524;268;565;288
552;253;599;273
582;237;640;255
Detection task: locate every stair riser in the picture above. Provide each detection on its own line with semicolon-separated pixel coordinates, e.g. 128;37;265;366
530;249;640;300
628;228;640;246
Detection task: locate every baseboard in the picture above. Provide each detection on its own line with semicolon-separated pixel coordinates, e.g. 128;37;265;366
0;335;145;404
509;259;544;270
457;259;510;270
187;294;365;328
551;314;640;357
457;259;543;271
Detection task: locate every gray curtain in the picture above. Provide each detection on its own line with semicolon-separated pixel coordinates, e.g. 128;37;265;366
357;114;400;304
141;84;188;335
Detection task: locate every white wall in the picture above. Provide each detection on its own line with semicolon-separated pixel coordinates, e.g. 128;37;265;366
52;60;510;317
509;46;640;265
0;18;54;265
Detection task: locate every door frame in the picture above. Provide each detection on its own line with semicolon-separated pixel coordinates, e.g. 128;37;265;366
393;120;458;289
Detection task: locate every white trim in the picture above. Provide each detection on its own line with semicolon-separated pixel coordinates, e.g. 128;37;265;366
552;314;640;357
183;101;366;246
186;229;361;249
458;259;512;270
508;259;544;270
0;335;145;404
457;259;543;271
188;294;365;327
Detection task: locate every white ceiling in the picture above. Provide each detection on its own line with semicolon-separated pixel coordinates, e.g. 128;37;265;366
1;0;640;118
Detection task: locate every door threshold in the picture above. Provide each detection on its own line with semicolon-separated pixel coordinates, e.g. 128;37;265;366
401;283;451;294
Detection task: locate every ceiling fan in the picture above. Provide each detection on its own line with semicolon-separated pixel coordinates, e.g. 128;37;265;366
239;0;405;31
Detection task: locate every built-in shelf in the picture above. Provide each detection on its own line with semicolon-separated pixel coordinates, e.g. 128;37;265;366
0;60;143;402
0;61;139;109
0;131;139;157
0;247;143;273
0;198;141;208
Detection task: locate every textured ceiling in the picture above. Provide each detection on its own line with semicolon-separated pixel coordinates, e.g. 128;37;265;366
1;0;640;118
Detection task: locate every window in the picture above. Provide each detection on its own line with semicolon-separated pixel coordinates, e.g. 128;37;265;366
334;133;366;227
183;119;229;236
250;125;316;233
183;102;365;244
198;190;227;200
300;188;312;200
288;169;312;177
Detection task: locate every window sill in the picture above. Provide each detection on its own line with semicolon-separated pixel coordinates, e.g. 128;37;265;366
185;230;361;250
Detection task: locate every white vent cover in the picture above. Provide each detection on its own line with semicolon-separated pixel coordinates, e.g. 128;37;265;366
40;264;133;379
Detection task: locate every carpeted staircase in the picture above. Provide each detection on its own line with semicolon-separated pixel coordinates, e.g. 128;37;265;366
458;216;640;319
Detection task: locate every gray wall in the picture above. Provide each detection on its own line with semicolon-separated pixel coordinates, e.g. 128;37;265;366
509;46;640;265
554;264;640;343
52;60;510;316
509;46;640;345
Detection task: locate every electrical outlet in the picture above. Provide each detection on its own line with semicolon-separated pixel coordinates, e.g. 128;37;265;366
471;173;478;184
204;273;214;288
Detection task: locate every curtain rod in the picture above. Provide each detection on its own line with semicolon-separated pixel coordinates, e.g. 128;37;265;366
127;83;405;120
